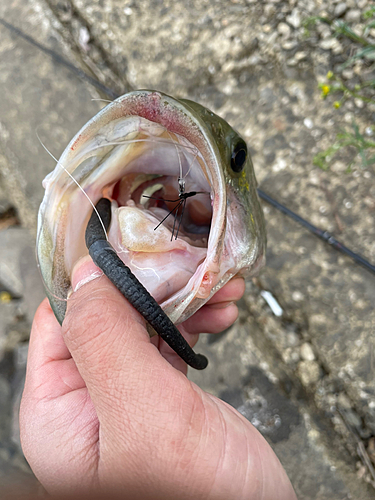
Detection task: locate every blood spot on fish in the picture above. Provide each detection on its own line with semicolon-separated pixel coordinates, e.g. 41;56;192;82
71;134;83;151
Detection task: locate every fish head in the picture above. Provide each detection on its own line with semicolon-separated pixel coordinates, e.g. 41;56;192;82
37;91;266;325
181;97;266;268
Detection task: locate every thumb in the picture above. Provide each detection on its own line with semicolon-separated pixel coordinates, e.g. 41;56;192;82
63;259;171;412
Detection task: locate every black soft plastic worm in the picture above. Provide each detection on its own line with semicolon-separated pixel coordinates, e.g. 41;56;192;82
85;198;208;370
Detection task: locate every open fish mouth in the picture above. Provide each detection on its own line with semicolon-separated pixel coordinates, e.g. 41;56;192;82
75;119;214;306
37;90;266;367
37;93;228;326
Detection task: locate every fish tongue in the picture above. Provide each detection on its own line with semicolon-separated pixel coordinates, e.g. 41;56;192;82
115;206;207;304
117;206;187;252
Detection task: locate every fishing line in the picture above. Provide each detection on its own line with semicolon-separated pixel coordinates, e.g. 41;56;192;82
257;189;375;275
36;129;110;303
183;148;199;181
36;129;109;243
3;16;374;275
0;17;120;100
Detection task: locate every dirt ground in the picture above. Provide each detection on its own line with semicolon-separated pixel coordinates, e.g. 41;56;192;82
0;0;375;498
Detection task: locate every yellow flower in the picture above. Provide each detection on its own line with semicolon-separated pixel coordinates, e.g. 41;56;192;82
326;71;334;79
0;291;11;303
333;101;341;109
321;84;330;96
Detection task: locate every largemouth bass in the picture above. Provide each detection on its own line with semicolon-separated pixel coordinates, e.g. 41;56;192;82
37;90;266;334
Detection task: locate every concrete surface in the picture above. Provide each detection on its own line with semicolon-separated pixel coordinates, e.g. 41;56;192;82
0;0;375;498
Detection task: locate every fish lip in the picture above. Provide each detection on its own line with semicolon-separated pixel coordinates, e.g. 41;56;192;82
38;91;227;324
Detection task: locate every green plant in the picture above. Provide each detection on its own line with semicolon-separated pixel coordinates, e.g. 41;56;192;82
313;122;375;170
304;10;375;170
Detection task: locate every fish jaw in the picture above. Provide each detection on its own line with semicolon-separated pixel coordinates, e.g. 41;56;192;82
37;91;228;324
37;90;266;326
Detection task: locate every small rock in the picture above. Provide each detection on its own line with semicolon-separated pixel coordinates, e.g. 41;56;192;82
286;57;298;67
317;24;332;39
334;3;348;17
353;61;364;75
332;43;343;55
286;332;299;347
286;9;301;29
331;161;347;174
343;409;362;430
337;393;352;409
342;69;354;79
304;118;313;129
281;40;298;50
319;38;339;50
282;347;300;365
292;290;304;302
298;360;321;386
78;27;90;52
319;40;341;55
264;4;276;17
294;51;307;61
300;342;315;361
354;98;364;108
266;31;278;46
345;9;361;23
277;22;291;38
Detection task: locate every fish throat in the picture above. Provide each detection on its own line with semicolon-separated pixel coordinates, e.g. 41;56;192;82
105;126;212;243
92;119;213;305
50;116;216;317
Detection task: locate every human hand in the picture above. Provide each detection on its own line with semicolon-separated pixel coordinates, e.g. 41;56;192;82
20;262;297;499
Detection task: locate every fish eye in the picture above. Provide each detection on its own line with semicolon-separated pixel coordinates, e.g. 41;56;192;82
231;140;247;173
